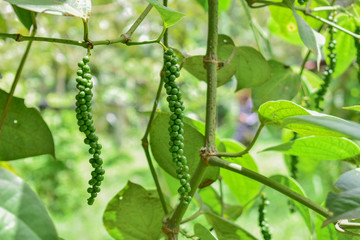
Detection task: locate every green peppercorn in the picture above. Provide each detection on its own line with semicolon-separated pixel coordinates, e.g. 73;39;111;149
258;194;272;240
74;54;105;205
163;50;191;204
315;14;337;111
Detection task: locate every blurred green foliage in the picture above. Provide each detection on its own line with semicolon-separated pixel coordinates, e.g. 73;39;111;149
0;0;359;239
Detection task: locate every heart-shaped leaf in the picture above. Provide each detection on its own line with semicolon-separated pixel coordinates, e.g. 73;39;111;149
0;89;55;161
235;47;271;90
103;181;167;240
0;167;58;240
145;0;185;28
252;61;301;110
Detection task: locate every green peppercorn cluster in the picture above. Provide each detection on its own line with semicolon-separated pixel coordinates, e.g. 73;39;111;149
75;55;104;205
258;194;272;240
163;49;191;206
297;0;308;5
290;132;298;180
315;15;337;111
355;26;360;84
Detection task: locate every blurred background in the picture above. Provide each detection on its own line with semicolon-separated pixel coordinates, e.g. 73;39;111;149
0;0;358;239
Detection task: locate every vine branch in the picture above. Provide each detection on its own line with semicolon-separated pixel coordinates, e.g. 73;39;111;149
0;3;154;48
208;156;332;218
215;123;264;157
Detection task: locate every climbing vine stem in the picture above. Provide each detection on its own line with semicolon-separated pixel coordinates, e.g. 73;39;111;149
163;0;219;238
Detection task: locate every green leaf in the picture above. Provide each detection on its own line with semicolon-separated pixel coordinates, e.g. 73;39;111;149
268;9;302;46
252;62;301;110
270;175;312;231
103;181;166;240
268;0;328;45
235;47;271;90
194;223;217;240
258;100;310;126
324;169;360;225
343;105;360;112
262;136;360;163
183;34;237;87
198;186;222;215
292;66;323;94
220;139;260;207
315;215;338;239
0;167;58;240
325;14;357;78
149;111;219;187
4;0;91;20
292;10;325;67
282;115;360;140
0;13;8;32
145;0;185;28
0;89;55;161
12;5;34;31
205;212;257;240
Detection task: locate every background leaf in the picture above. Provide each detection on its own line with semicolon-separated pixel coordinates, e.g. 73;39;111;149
0;89;55;161
103;181;166;240
235;47;271;90
4;0;91;19
0;13;7;32
194;223;217;240
0;167;58;240
11;5;34;31
145;0;185;27
315;215;338;240
150;111;219;186
268;0;328;45
270;175;312;231
205;212;257;240
325;169;360;225
198;186;222;215
220;139;260;207
252;62;301;110
262;136;360;163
